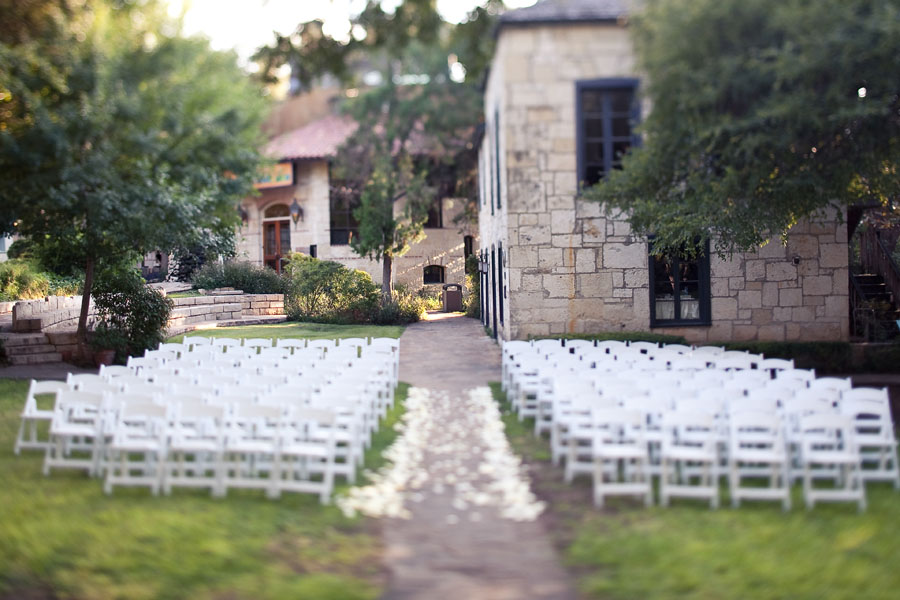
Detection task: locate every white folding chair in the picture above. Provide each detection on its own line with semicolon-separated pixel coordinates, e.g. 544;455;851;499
809;377;853;394
276;338;307;353
182;336;212;350
592;408;652;507
99;365;132;380
221;404;282;498
14;380;68;454
728;411;791;510
164;403;226;496
799;414;866;511
212;337;242;352
104;402;169;495
43;390;109;476
275;407;337;503
840;399;899;489
660;412;720;508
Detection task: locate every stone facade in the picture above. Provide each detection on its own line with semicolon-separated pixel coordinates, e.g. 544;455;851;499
236;159;476;291
478;16;850;343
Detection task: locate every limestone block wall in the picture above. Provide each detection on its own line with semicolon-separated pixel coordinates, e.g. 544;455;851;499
483;21;850;342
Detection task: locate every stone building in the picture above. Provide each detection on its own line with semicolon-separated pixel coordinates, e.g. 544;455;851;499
477;0;849;342
236;113;476;290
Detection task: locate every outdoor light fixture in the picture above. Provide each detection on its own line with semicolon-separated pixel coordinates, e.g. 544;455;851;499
290;198;304;224
238;205;249;225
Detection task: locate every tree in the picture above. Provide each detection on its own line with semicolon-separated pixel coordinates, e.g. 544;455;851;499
0;0;269;347
254;0;497;298
584;0;900;257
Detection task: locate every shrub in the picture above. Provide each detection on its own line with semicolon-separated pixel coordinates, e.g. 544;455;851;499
6;238;34;260
192;261;288;294
284;254;380;324
465;254;480;319
374;286;425;325
415;286;442;311
47;272;83;296
0;259;50;300
92;267;173;363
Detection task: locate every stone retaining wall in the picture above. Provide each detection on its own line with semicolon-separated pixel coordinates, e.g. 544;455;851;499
11;295;96;332
10;293;285;334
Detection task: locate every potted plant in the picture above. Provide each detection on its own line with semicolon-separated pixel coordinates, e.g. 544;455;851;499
89;322;129;367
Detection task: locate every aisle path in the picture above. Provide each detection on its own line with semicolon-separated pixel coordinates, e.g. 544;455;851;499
383;312;576;600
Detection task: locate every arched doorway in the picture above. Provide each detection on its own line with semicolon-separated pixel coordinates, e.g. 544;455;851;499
262;204;291;272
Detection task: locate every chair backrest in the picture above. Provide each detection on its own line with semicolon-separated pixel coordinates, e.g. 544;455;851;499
591;407;645;444
276;338;307;350
629;341;659;353
339;337;368;349
730;411;785;454
562;339;595;352
26;379;68;411
99;365;132;379
758;357;795;372
595;340;627;354
799;413;857;454
776;368;816;383
840;387;889;407
307;338;338;352
691;345;725;356
212;337;241;348
532;338;563;351
243;337;273;349
663;411;717;452
737;389;783;414
661;343;692;354
182;336;212;348
808;376;852;393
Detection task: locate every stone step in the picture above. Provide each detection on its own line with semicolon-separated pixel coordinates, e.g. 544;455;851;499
8;352;63;365
0;333;50;347
4;343;58;356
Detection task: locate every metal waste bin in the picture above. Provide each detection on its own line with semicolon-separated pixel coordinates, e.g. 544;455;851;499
441;283;463;312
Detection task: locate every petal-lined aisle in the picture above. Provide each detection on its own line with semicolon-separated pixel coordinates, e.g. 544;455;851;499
371;313;575;600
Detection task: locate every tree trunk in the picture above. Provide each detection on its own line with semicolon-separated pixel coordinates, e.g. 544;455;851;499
76;257;95;352
381;253;393;302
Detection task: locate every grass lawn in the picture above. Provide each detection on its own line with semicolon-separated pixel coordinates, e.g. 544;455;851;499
491;383;900;600
167;322;405;343
0;379;409;600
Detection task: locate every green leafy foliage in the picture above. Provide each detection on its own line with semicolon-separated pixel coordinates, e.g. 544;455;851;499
284;254;380;323
0;0;269;339
0;259;49;301
91;266;173;362
191;261;288;295
373;286;426;325
584;0;900;256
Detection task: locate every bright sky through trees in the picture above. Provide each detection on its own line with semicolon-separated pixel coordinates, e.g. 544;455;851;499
168;0;536;65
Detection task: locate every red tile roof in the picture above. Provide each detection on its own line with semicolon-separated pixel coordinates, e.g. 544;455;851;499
264;114;358;160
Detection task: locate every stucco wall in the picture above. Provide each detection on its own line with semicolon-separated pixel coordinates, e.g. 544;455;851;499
480;22;850;343
237;160;476;290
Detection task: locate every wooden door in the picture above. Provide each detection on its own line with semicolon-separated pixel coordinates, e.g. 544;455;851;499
263;220;291;273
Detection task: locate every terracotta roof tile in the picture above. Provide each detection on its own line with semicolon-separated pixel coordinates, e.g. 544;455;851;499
264;114;358;160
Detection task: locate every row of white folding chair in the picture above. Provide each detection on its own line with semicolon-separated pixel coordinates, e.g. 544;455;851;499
44;387;343;501
103;400;339;502
580;404;866;511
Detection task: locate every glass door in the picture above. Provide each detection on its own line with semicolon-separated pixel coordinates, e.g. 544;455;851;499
263;220;291;273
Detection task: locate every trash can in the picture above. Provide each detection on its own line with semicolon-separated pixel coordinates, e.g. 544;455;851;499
442;283;463;312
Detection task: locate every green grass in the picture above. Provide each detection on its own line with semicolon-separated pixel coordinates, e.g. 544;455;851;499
491;383;900;600
0;380;409;599
168;322;405;343
166;290;203;298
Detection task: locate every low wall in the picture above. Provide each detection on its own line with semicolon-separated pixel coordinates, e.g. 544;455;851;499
11;295;97;332
10;293;285;334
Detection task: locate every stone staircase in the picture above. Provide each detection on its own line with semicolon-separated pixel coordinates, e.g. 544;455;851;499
0;332;63;365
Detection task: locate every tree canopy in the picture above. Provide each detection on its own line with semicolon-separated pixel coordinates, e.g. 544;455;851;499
254;0;499;297
584;0;900;256
0;0;269;341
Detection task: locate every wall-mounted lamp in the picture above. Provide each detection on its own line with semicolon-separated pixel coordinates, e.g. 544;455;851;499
290;198;304;224
792;255;801;266
238;205;249;225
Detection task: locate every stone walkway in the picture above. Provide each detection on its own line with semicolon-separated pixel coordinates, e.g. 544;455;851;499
383;312;576;600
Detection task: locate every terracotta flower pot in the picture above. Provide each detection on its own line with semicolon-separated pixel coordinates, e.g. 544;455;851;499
93;349;116;367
